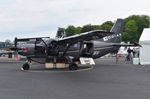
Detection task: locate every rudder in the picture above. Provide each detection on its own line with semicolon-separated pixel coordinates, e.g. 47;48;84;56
110;19;124;43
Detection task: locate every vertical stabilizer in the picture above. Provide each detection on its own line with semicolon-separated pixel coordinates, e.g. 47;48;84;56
110;19;124;34
109;19;124;43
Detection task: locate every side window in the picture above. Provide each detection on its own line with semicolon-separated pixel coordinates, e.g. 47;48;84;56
69;43;79;50
84;44;87;48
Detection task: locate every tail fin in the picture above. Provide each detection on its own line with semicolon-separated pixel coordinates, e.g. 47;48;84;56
109;19;124;43
110;19;124;33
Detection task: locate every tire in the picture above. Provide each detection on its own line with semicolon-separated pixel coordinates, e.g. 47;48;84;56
22;63;30;70
69;63;78;70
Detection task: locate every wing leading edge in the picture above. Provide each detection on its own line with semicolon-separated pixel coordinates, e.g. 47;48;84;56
57;30;114;44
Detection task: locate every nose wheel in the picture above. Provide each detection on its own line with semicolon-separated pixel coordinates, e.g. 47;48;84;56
21;63;30;70
69;63;78;70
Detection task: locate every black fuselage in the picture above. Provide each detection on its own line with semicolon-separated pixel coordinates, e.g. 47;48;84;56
17;19;124;64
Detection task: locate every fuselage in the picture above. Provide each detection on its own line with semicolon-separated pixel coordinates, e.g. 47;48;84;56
17;38;120;64
16;19;124;64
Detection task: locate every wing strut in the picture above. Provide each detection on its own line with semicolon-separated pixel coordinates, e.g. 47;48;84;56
61;43;74;57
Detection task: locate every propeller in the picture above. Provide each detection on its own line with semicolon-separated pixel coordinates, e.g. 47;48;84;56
14;37;17;48
10;37;21;51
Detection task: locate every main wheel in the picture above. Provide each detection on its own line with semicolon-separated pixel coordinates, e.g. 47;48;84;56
22;63;30;70
69;63;78;70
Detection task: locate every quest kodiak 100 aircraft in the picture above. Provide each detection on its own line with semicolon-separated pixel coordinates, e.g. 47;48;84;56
10;19;139;70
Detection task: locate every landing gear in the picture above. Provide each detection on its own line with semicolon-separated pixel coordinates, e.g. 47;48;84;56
69;63;78;70
21;57;31;70
21;63;30;70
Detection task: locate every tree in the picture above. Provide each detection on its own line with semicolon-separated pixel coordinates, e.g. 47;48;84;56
100;21;114;31
65;25;76;37
123;15;150;42
123;20;138;43
75;27;81;34
81;24;95;33
125;15;150;33
57;27;65;31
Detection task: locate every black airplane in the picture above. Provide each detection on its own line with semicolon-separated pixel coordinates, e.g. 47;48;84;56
10;19;139;70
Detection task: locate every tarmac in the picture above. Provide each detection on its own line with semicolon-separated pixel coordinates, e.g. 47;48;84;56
0;57;150;99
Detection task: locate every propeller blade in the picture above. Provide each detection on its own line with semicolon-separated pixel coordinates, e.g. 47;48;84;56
14;37;17;47
10;47;21;51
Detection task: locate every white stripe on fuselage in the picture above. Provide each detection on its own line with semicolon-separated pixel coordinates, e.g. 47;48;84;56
103;33;121;41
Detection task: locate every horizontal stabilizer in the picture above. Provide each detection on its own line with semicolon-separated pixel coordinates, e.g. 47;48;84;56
112;43;142;47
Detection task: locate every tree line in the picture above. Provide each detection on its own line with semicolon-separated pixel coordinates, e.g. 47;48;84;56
57;15;150;43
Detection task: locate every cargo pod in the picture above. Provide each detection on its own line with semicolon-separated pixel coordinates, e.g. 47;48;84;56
139;28;150;65
45;57;67;69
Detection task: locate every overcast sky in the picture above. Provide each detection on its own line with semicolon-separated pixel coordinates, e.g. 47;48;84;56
0;0;149;41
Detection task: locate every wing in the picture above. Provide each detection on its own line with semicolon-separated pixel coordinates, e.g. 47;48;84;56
15;37;50;42
57;30;113;44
